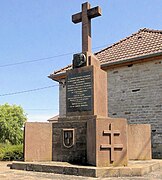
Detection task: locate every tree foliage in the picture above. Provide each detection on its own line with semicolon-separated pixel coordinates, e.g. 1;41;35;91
0;104;27;145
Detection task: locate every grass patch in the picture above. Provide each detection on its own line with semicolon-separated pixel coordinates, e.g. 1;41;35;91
0;143;23;161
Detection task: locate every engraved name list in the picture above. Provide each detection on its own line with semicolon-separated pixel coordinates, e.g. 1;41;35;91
67;71;92;112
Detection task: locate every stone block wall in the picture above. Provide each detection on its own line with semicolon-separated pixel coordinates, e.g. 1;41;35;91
108;59;162;158
52;121;87;164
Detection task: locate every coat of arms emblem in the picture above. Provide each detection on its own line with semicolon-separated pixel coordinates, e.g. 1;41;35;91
63;129;75;148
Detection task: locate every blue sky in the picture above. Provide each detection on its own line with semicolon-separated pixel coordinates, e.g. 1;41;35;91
0;0;162;122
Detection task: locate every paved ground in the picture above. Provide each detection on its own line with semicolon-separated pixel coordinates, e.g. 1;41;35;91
0;161;162;180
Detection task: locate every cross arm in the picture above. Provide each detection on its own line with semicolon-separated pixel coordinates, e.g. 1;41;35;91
72;12;82;24
103;130;120;135
72;6;102;24
87;6;102;19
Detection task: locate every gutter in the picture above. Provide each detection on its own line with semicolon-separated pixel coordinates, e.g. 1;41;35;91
48;72;67;82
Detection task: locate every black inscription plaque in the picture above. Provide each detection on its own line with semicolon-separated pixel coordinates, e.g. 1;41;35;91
67;70;92;112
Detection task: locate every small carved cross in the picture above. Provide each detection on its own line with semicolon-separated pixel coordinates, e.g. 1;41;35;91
100;123;123;162
72;2;101;53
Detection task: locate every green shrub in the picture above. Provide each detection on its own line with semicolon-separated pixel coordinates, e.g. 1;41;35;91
0;143;5;160
0;103;27;145
0;143;23;161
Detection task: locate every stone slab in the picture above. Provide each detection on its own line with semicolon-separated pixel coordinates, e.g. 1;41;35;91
128;124;152;160
24;122;52;162
11;160;162;178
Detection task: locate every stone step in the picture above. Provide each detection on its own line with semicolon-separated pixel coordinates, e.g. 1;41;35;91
11;160;162;178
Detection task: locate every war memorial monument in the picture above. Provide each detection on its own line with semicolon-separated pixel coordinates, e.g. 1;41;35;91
11;2;162;178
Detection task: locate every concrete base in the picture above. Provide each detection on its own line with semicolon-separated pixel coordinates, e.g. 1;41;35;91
11;160;162;178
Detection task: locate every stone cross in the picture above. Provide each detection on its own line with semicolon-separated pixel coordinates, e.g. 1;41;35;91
72;2;101;53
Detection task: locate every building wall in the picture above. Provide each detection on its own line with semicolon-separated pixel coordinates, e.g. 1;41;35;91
108;58;162;158
59;79;66;117
59;58;162;158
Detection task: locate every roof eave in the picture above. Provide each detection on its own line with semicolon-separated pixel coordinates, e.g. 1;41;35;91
48;72;66;82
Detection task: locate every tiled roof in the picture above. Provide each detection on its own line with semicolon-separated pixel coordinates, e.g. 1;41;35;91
51;28;162;76
96;28;162;63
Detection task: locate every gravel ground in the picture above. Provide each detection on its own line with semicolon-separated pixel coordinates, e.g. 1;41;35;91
0;161;162;180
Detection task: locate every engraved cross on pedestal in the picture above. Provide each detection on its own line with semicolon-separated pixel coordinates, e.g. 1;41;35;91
72;2;101;53
100;123;123;162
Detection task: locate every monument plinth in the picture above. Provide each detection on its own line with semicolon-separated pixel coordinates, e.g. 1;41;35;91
53;54;109;165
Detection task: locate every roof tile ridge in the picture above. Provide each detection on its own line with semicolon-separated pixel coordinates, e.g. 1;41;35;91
95;29;142;55
139;28;162;33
